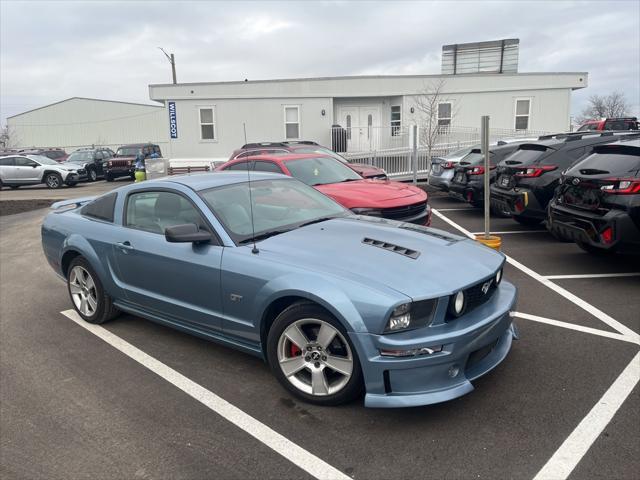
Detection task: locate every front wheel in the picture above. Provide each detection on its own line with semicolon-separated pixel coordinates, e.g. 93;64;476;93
45;172;63;189
87;168;97;182
67;257;119;324
267;302;363;406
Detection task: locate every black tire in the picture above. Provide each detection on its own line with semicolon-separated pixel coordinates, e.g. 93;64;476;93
267;301;364;406
66;182;78;187
513;215;543;227
10;185;19;190
130;173;136;181
67;256;120;324
105;173;114;182
577;241;615;255
45;172;63;189
87;168;97;182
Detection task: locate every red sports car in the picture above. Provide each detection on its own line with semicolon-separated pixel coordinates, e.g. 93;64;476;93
216;153;430;225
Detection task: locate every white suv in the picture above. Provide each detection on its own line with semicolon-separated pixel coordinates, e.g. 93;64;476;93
0;154;83;189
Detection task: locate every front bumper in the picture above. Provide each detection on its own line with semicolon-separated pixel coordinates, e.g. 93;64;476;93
63;172;81;184
548;202;640;253
351;281;518;408
107;166;135;178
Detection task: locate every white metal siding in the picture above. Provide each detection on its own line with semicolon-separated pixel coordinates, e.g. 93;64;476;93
7;98;168;151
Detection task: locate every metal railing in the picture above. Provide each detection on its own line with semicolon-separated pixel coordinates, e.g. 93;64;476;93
331;125;550;179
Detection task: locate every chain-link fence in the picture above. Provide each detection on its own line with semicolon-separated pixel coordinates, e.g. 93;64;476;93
331;124;551;179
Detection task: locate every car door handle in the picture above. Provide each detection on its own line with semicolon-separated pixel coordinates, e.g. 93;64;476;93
116;241;134;252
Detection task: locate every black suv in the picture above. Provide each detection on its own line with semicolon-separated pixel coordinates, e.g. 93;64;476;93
448;141;529;207
490;131;640;226
64;147;115;181
547;138;640;254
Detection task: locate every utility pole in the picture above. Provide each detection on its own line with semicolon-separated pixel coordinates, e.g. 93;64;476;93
158;47;177;84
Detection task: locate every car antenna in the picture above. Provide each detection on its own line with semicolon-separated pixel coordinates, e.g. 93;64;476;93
243;123;259;254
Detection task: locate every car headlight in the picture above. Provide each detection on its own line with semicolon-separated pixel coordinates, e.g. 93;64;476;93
448;290;466;317
352;207;383;216
384;299;436;333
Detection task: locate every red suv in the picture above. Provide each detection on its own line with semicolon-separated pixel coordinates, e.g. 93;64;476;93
577;117;638;132
216;153;430;225
230;141;388;180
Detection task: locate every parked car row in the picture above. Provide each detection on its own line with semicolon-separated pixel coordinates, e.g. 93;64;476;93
429;131;640;254
0;143;162;189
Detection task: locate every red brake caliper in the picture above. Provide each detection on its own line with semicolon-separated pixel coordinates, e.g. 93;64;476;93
290;343;301;357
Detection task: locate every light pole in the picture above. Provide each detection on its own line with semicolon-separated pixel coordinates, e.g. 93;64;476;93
158;47;177;84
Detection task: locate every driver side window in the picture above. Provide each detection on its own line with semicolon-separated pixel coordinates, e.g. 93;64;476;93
15;157;38;167
125;191;209;235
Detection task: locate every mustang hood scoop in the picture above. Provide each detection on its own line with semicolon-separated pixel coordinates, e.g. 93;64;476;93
362;237;420;259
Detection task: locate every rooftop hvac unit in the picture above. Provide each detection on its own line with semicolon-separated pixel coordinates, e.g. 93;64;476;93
442;39;519;75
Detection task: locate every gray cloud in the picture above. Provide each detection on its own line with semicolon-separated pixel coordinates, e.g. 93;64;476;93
1;0;639;125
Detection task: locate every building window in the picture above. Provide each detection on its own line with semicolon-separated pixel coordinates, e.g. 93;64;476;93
515;99;530;130
391;106;401;136
199;107;216;140
438;103;452;132
284;106;300;139
346;114;352;140
367;114;372;139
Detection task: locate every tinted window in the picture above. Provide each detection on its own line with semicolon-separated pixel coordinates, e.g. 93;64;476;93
0;157;15;166
226;162;251;171
199;178;346;243
102;150;112;159
569;150;640;176
126;191;207;235
543;147;587;167
44;151;64;159
284;156;361;186
81;193;117;222
253;161;283;173
503;147;549;165
95;151;104;160
15;157;38;167
117;147;142;156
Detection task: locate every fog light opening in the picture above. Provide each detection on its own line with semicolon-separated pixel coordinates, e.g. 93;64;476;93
448;365;460;378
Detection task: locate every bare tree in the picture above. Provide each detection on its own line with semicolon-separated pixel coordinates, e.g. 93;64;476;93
0;125;20;149
577;91;631;123
413;79;455;171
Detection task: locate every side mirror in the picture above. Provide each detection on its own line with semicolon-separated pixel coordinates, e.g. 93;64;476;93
32;164;38;168
165;223;212;244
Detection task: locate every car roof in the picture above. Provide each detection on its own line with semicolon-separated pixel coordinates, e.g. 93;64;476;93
231;152;335;163
161;171;291;191
118;143;157;148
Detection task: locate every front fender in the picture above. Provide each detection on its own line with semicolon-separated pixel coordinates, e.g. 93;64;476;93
256;273;368;333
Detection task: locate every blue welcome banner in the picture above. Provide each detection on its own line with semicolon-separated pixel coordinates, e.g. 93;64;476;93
168;101;178;139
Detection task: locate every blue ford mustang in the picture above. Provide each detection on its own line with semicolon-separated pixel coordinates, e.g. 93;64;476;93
42;173;518;408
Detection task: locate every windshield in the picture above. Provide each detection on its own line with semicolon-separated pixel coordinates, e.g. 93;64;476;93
30;155;58;165
294;147;348;164
444;145;476;159
284;156;362;186
67;151;94;162
117;147;142;157
199;178;347;244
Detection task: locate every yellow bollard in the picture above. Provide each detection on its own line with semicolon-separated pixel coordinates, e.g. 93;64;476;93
475;234;502;251
134;171;146;182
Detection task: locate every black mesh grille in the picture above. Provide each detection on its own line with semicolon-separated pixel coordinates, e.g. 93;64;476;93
447;275;498;321
380;201;427;221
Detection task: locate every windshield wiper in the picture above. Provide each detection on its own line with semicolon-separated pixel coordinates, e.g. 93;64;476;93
238;229;291;244
298;217;336;228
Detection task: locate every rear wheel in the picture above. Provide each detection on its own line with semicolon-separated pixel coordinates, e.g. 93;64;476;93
267;302;363;406
45;172;62;189
87;168;97;182
513;215;543;227
67;257;119;324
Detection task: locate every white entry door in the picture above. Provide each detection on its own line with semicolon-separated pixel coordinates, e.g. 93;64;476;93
337;106;381;152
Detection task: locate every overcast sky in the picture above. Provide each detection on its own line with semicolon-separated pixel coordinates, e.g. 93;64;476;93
1;0;639;125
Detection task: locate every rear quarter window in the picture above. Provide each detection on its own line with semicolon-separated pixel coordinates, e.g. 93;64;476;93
81;193;117;222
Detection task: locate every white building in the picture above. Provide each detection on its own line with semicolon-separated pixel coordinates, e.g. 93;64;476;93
149;71;587;160
6;97;167;152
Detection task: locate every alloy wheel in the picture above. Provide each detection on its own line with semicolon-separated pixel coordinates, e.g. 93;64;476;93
277;319;353;396
89;169;97;181
46;174;60;188
69;266;98;316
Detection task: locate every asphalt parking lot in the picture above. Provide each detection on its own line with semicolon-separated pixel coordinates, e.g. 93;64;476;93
1;182;638;480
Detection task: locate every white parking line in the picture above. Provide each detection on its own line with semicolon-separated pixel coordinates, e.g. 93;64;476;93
60;310;350;480
469;230;548;235
544;272;640;280
432;208;640;342
511;312;639;345
533;351;640;480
